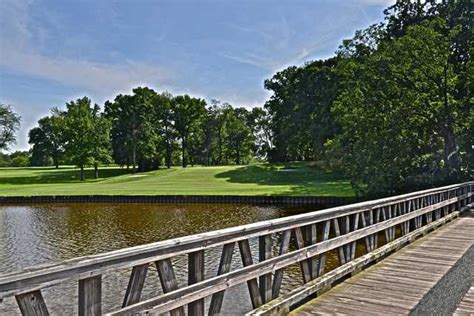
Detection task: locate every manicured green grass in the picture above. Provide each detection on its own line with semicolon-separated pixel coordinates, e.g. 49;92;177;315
0;163;354;197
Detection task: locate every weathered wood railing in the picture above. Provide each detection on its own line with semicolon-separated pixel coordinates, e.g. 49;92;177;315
0;182;472;316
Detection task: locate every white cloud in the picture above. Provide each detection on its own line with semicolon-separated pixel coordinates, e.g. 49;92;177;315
0;0;173;99
0;50;173;98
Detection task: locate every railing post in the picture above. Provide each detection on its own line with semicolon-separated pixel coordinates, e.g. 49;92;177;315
78;275;102;316
272;230;291;299
188;250;205;316
16;290;49;316
209;243;235;315
259;234;273;303
122;263;149;307
156;259;185;316
238;239;263;309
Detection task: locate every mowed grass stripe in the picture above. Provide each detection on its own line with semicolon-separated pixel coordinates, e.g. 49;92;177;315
0;162;354;197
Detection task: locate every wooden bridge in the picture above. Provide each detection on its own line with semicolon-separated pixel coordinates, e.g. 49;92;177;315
0;182;472;315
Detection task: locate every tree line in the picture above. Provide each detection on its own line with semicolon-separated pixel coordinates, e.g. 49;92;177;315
264;0;472;196
27;88;271;180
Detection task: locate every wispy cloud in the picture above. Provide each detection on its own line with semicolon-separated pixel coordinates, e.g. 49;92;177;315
0;0;173;98
0;50;173;97
219;52;274;71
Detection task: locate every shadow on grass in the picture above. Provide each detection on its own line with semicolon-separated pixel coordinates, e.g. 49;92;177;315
0;167;129;185
214;163;353;196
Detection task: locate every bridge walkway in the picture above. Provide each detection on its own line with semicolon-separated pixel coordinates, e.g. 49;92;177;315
291;212;474;316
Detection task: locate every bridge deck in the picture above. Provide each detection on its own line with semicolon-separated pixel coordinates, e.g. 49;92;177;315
291;213;474;316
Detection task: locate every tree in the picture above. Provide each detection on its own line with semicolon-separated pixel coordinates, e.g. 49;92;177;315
63;97;95;181
90;104;112;178
264;58;341;162
28;109;65;168
204;100;231;165
9;151;29;167
105;87;158;172
172;95;206;167
153;92;176;168
331;18;470;195
0;104;21;151
246;107;273;160
63;97;111;180
223;107;254;165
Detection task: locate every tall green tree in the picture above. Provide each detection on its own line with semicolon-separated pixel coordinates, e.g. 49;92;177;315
90;104;112;178
224;108;254;165
28;108;65;168
63;97;111;180
264;58;341;162
105;87;158;172
332;18;470;195
0;104;21;151
172;95;207;167
153;92;176;168
246;107;272;160
63;97;95;181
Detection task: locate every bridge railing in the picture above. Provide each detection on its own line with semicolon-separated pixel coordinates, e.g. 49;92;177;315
0;182;472;316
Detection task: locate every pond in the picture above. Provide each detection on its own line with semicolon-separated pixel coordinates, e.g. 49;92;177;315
0;203;340;314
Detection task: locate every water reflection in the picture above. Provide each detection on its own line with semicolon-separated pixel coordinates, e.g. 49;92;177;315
0;203;332;314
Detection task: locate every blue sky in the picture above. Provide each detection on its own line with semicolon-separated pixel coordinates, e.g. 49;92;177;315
0;0;393;151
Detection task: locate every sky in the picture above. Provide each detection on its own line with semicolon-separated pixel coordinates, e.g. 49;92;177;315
0;0;393;152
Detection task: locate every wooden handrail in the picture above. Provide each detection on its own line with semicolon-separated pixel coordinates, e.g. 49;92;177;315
1;181;472;316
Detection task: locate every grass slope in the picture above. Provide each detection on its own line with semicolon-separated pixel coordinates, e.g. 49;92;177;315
0;163;354;197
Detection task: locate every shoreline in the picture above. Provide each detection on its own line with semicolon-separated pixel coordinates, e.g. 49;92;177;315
0;194;358;206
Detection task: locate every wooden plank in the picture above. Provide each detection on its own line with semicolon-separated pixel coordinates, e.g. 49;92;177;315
15;290;49;316
350;213;359;260
258;234;272;303
2;184;470;299
343;216;351;261
155;259;185;316
122;263;148;307
78;275;101;316
293;227;312;283
382;206;390;243
316;221;330;277
239;239;263;309
208;243;235;316
331;218;346;264
304;224;318;279
360;211;371;251
188;250;205;316
272;230;290;299
374;208;380;247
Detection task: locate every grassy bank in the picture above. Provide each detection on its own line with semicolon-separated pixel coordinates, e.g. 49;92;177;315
0;163;354;197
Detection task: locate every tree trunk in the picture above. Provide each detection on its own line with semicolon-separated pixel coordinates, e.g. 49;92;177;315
80;165;85;181
94;164;99;179
236;144;241;165
218;134;223;165
53;155;59;169
132;142;137;173
442;66;460;178
166;142;172;169
443;121;460;177
182;136;187;168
